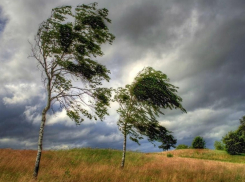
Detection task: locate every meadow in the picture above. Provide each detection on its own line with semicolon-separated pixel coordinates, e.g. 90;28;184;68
0;148;245;182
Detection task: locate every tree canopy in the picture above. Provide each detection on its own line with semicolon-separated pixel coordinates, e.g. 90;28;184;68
130;67;186;112
32;2;115;123
222;116;245;155
192;136;206;149
222;130;245;155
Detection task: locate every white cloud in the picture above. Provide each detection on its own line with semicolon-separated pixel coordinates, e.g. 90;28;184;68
121;51;162;85
3;83;44;105
0;137;36;148
47;144;70;150
46;109;74;127
24;105;42;125
96;133;122;143
0;137;16;143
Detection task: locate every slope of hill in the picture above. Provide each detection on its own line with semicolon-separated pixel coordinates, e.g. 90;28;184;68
164;149;245;163
0;148;245;182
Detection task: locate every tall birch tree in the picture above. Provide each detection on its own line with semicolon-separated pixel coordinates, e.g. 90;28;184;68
30;3;115;178
114;67;186;168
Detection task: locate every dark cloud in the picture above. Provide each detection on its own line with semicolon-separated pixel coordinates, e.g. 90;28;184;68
113;0;193;54
1;0;245;153
116;1;163;41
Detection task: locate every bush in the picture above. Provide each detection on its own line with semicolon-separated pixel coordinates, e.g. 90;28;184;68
214;140;225;150
167;153;173;157
222;131;245;155
192;136;206;149
176;144;189;149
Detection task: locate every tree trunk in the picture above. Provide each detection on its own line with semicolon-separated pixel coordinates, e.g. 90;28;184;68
33;107;49;178
121;128;127;168
33;79;51;179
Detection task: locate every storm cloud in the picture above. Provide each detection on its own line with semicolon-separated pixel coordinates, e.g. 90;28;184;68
0;0;245;152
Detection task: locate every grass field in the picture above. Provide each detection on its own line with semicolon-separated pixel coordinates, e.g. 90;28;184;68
0;148;245;182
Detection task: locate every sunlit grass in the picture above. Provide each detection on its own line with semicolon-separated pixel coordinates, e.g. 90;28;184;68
167;149;245;163
0;148;245;182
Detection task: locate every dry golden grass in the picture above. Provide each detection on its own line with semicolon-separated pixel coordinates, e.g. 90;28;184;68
0;148;245;182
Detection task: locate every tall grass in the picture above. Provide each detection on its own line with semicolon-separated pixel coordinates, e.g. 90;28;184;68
0;148;245;182
168;149;245;163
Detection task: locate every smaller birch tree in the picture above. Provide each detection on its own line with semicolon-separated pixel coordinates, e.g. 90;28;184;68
30;3;115;178
114;67;186;168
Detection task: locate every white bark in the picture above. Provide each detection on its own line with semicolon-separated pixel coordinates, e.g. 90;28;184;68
33;79;51;179
121;124;127;168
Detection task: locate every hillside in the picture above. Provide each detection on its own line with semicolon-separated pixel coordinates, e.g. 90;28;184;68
0;148;245;182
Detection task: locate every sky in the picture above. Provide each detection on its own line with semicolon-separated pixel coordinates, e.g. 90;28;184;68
0;0;245;152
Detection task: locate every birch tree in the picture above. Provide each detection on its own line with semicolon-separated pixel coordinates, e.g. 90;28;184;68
114;67;186;168
30;3;115;178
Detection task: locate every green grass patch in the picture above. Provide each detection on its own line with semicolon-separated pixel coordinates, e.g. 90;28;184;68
49;148;153;167
177;149;245;163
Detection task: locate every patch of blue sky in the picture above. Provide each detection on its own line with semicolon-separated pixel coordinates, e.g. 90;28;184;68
0;6;8;33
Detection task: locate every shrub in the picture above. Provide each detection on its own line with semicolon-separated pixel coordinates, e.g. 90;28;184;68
167;153;173;157
214;140;225;150
192;136;206;149
176;144;189;149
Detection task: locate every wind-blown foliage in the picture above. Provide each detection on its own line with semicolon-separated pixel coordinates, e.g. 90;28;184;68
114;67;186;168
131;67;186;112
134;121;177;151
158;132;177;151
30;2;114;178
